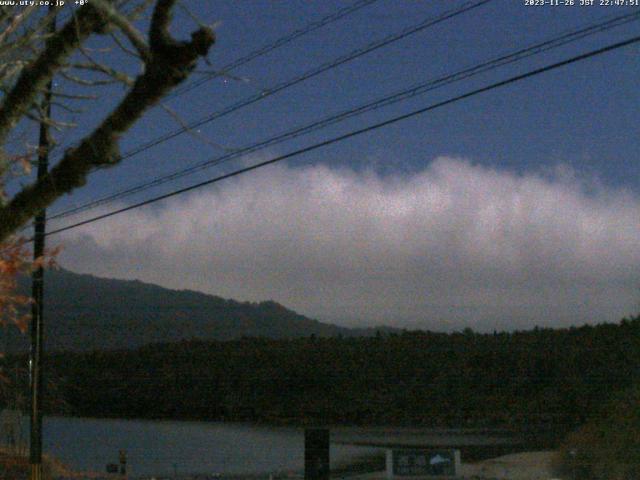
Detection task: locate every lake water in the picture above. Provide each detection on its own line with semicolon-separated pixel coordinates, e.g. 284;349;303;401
6;416;514;477
38;416;380;477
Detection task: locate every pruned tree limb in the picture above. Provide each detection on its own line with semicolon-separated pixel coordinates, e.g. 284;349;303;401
0;0;215;242
92;0;151;61
0;3;111;145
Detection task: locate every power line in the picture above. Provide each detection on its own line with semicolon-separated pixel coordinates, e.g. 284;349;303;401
42;0;492;224
41;33;640;239
167;0;382;99
46;10;640;222
45;0;380;158
45;0;491;221
98;1;493;162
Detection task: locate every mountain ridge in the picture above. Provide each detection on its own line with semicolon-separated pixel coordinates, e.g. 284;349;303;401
6;268;394;352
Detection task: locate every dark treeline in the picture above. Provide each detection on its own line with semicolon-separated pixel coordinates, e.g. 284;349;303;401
5;317;640;436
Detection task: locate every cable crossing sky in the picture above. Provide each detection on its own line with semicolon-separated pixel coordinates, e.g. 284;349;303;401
40;33;640;240
167;0;382;100
83;0;493;165
48;0;381;156
45;9;640;224
43;0;493;222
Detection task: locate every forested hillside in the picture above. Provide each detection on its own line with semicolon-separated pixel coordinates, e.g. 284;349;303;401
18;316;639;439
7;269;357;352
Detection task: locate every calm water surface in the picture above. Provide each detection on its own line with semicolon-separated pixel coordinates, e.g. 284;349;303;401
13;416;512;476
38;416;380;476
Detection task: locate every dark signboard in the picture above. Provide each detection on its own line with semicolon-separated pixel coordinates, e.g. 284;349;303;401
305;428;330;480
392;449;457;477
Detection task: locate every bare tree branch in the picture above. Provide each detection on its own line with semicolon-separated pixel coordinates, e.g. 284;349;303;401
59;71;123;87
50;101;85;115
66;61;135;85
0;0;215;242
109;30;143;60
23;110;77;131
125;0;156;21
0;6;37;45
47;90;98;101
160;103;236;153
0;3;110;145
92;0;151;61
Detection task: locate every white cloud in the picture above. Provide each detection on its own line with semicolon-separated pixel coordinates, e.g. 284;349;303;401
57;157;640;331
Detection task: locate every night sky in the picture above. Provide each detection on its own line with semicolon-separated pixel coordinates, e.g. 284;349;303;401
12;0;640;330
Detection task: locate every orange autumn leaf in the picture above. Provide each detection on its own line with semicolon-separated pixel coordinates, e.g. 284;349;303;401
14;313;30;334
0;236;60;333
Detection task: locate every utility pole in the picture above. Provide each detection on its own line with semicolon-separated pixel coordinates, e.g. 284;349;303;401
30;6;56;480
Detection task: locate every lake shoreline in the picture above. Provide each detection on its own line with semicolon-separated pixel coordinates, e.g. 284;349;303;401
4;415;551;477
43;411;533;433
1;451;559;480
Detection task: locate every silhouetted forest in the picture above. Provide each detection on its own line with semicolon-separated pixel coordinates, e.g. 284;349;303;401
13;315;637;439
555;383;640;479
7;269;389;353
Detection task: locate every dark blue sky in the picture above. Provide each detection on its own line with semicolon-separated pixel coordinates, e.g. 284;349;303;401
14;0;640;329
39;0;640;222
